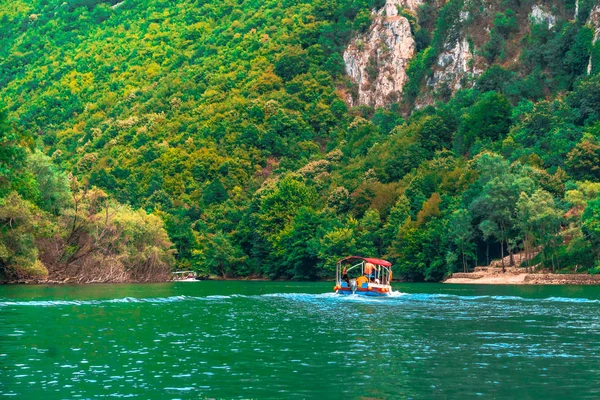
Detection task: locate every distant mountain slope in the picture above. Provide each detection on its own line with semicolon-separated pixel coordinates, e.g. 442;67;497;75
1;0;600;280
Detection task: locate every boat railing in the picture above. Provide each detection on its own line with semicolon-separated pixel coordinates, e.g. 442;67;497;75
336;261;392;286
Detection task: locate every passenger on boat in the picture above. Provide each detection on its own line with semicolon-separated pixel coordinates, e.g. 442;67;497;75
342;267;350;286
364;262;376;282
356;275;369;288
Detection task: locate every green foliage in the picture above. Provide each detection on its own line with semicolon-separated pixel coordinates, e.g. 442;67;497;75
517;189;562;270
277;207;324;280
198;231;246;278
566;131;600;180
591;42;600;76
470;154;533;266
0;192;49;280
582;195;600;261
0;109;31;196
1;0;599;282
26;151;72;214
569;75;600;125
447;208;475;273
274;48;309;82
454;92;512;155
403;47;436;103
521;22;594;92
493;10;518;37
203;179;229;205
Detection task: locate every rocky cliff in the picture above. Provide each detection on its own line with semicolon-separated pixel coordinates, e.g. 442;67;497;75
343;0;421;107
344;0;591;109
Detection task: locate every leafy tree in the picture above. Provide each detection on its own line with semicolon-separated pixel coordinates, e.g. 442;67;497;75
582;195;600;262
517;189;562;271
164;211;197;267
493;10;518;37
447;208;475;272
200;231;246;278
274;49;309;81
276;207;324;279
569;74;600;125
26;151;72;214
203;179;229;205
469;154;534;269
318;226;359;276
455;92;512;155
566;132;600;180
0;108;30;196
0;192;49;280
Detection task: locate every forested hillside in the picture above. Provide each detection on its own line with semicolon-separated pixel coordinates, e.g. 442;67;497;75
1;0;600;281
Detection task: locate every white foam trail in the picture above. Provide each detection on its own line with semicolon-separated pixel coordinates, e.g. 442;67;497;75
0;292;598;307
0;295;203;307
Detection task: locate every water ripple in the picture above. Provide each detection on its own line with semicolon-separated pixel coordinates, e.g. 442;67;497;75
1;291;600;308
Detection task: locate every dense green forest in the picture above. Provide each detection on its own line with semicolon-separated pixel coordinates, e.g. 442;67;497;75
1;0;600;281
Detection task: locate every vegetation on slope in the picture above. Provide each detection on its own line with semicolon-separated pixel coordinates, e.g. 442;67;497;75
0;109;174;282
1;0;600;281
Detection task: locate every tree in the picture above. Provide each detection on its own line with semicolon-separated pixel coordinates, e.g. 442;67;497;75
455;92;512;155
582;195;600;262
0;108;30;196
276;207;324;279
274;48;309;81
200;231;246;278
203;179;229;205
382;195;410;250
254;175;317;277
318;226;359;276
569;73;600;125
0;192;49;280
26;151;72;214
447;208;475;272
517;189;562;272
469;154;534;269
164;210;197;267
566;133;600;180
357;208;382;255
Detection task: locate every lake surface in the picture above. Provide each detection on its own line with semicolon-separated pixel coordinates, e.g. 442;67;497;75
1;282;600;399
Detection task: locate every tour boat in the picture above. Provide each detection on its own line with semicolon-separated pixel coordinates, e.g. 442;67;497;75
333;256;393;296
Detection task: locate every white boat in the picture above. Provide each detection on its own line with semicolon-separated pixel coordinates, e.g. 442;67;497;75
171;271;200;282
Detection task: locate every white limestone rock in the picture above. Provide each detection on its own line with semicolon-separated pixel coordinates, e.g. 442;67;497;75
343;0;423;107
529;4;556;28
428;37;479;93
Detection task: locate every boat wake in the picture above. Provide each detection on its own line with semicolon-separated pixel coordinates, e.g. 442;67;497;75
1;292;599;307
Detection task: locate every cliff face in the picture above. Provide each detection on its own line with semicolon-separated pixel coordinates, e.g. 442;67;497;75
344;0;589;109
343;0;480;108
425;33;478;104
343;0;421;107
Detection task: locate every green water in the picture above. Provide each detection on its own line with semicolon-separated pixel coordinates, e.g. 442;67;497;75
1;282;600;399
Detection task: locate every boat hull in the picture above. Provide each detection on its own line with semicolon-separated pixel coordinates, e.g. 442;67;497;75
335;287;391;297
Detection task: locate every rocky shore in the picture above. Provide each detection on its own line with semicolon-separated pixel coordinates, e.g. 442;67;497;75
445;266;600;285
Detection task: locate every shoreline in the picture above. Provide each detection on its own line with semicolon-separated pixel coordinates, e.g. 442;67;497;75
444;268;600;285
5;266;600;285
0;275;315;285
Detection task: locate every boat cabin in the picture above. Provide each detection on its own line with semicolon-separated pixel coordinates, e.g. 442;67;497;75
334;256;393;296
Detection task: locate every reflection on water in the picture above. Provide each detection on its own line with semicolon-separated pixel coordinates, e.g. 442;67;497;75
1;282;600;399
